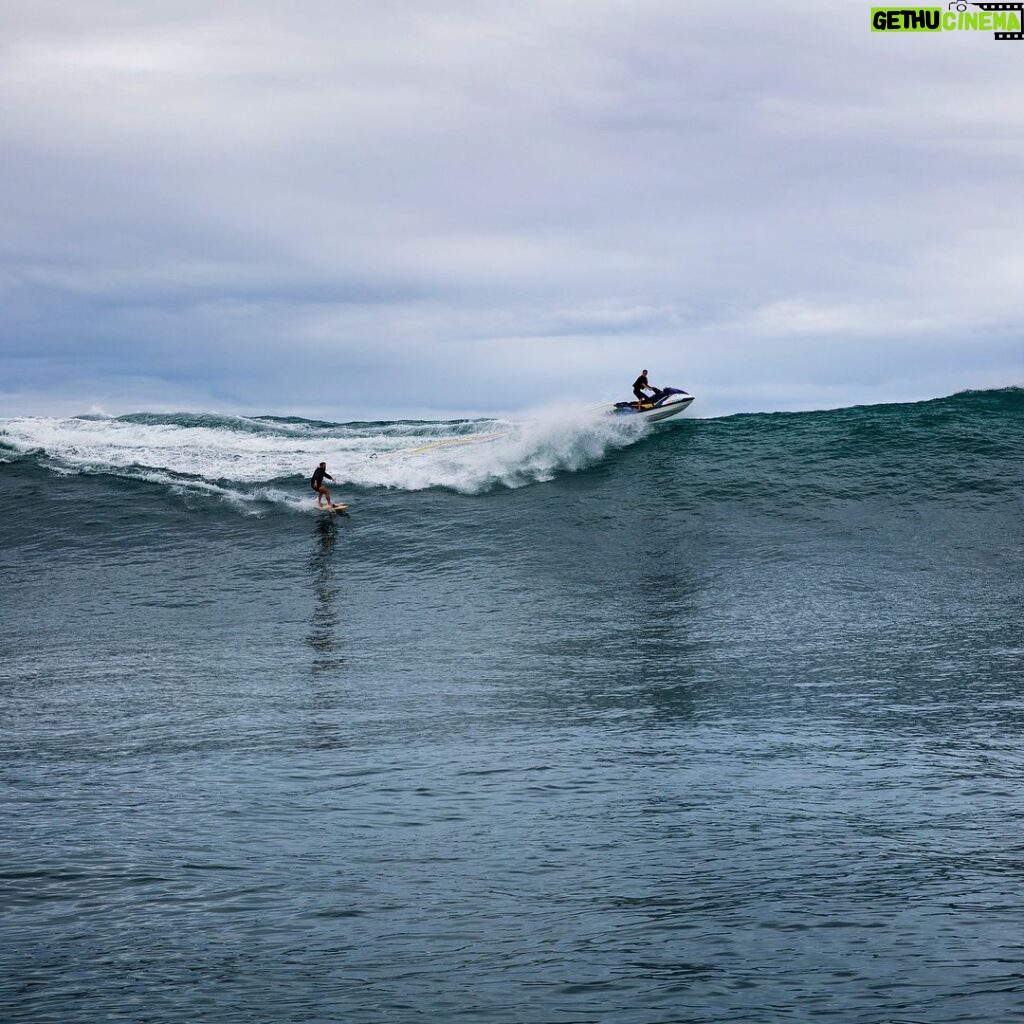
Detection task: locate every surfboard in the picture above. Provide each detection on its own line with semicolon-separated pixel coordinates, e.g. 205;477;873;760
329;503;349;514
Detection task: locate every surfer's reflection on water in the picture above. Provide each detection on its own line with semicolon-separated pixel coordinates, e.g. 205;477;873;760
302;515;350;752
306;515;345;674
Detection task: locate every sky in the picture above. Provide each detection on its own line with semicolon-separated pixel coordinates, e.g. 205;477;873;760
1;0;1023;420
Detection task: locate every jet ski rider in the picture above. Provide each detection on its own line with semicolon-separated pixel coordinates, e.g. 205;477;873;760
632;369;657;407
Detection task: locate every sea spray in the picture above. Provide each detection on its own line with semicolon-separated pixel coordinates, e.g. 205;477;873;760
0;403;652;501
336;406;650;493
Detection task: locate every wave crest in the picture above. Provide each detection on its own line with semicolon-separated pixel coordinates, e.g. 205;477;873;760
0;406;651;502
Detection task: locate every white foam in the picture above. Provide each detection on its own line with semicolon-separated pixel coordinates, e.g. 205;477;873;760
0;406;650;502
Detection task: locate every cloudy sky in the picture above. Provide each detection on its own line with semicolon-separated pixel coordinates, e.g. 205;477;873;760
2;0;1022;419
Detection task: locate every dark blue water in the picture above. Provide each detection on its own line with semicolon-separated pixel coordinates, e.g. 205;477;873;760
2;389;1023;1023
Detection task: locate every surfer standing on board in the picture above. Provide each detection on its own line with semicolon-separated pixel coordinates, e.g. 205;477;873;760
633;369;656;407
311;461;335;508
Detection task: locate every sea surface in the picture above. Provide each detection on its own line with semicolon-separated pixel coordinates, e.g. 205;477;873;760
2;389;1023;1024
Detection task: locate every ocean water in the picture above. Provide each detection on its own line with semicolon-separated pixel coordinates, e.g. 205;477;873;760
1;388;1022;1024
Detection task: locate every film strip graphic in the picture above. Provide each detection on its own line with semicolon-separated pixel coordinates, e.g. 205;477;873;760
966;1;1024;39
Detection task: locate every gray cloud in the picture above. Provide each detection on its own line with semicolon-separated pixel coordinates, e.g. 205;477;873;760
1;0;1022;417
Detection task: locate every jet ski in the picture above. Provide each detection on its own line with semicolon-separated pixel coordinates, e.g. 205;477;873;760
610;386;695;422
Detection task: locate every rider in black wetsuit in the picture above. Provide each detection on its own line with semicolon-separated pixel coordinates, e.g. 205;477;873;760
633;369;656;406
311;462;335;508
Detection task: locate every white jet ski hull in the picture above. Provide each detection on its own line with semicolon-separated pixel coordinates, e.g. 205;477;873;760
609;390;695;422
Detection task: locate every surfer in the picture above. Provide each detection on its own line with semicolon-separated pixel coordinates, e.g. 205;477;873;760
633;369;656;407
310;461;335;508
